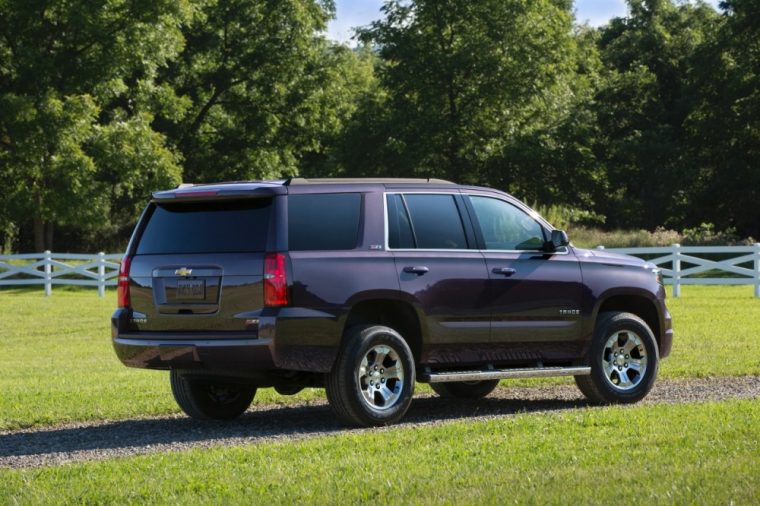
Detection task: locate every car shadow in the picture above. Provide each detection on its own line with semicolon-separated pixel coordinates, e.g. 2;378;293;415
0;394;589;460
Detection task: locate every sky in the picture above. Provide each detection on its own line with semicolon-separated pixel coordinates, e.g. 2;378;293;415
326;0;722;44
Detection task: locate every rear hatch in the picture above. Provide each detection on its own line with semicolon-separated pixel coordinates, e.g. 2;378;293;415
127;198;272;334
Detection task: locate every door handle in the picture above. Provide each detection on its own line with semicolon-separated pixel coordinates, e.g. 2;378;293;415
403;266;429;275
492;267;516;276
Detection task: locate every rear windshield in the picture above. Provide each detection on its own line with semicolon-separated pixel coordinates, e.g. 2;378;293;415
136;199;271;254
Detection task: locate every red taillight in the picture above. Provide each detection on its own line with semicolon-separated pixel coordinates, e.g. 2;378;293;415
117;256;132;308
264;253;289;306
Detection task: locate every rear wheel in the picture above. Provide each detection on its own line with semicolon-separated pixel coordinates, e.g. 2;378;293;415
326;325;415;427
575;311;659;404
430;380;499;399
170;370;256;420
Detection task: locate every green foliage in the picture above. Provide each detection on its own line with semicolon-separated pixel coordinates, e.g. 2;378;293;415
1;0;759;251
299;45;381;177
153;0;339;182
530;202;605;231
569;223;750;248
0;0;189;250
0;0;357;251
680;222;747;245
594;0;722;230
87;115;182;247
569;226;681;248
683;0;760;237
350;1;589;191
493;25;607;209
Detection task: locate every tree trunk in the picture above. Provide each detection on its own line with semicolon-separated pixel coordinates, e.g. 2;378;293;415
45;221;54;251
34;216;45;252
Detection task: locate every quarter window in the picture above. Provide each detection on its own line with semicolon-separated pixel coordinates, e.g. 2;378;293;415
469;196;546;251
289;194;361;251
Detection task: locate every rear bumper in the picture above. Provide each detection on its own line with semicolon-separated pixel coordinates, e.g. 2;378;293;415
112;336;276;371
111;308;339;373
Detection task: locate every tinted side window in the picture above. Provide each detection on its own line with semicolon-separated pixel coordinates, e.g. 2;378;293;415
469;196;546;250
386;194;415;249
403;194;468;249
289;194;361;251
136;199;271;254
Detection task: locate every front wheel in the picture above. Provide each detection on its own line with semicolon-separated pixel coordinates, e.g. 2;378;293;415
326;325;415;427
575;311;659;404
170;370;256;420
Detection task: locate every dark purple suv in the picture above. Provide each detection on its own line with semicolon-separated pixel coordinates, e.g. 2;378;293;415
112;178;673;426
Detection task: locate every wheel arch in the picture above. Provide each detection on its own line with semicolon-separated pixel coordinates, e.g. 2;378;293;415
342;295;426;364
593;290;662;352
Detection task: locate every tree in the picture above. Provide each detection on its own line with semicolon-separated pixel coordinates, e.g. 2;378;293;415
491;25;607;209
153;0;339;183
0;0;187;250
298;44;381;177
593;0;721;230
685;0;760;238
350;0;573;190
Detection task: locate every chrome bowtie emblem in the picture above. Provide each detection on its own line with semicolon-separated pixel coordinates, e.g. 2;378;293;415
175;267;193;277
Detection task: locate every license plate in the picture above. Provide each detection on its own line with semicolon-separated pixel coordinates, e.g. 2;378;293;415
176;279;205;300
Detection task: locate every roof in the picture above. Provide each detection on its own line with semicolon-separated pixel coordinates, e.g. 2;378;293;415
152;177;459;201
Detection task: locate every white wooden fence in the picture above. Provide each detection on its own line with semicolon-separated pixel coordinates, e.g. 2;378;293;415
603;244;760;298
0;251;122;297
1;245;759;298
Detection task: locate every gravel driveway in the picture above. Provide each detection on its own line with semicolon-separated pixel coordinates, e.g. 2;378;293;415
2;376;758;469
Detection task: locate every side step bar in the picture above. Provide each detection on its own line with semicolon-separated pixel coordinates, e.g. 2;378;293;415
423;366;591;383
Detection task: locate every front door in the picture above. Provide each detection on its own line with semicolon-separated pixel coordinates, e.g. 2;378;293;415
465;195;584;349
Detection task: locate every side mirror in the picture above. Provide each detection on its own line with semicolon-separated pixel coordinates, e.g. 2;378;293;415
549;229;569;251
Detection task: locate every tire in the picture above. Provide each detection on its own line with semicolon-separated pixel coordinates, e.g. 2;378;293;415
170;370;256;420
430;380;499;399
575;311;659;404
326;325;415;427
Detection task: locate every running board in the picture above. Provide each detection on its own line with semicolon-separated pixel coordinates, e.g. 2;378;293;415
423;366;591;383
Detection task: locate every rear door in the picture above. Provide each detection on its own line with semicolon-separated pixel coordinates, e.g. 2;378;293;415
387;193;491;364
465;194;583;344
128;198;273;334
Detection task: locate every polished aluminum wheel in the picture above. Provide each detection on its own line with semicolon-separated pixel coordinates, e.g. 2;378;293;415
357;344;405;411
602;330;648;391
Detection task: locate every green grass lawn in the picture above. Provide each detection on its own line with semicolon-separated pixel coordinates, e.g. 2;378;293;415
1;399;758;504
1;285;759;430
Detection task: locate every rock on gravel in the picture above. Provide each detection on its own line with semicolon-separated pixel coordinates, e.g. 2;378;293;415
1;376;758;469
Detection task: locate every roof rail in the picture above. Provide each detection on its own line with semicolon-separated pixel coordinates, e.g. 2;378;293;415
174;178;455;188
175;180;290;188
286;177;455;185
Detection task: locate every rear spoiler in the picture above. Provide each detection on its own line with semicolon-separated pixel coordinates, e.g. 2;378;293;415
152;183;286;203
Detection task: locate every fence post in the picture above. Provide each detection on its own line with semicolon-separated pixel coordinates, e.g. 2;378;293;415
98;252;106;298
754;243;760;298
43;250;52;296
672;244;681;298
